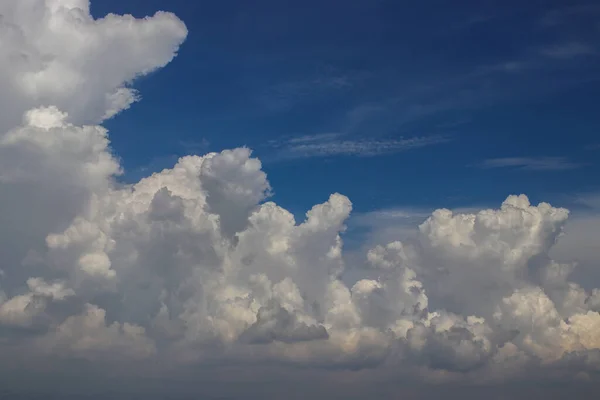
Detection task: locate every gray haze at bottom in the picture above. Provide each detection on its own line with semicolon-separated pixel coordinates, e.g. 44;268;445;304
0;365;596;399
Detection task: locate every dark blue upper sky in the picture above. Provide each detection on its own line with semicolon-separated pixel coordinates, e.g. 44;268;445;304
92;0;600;217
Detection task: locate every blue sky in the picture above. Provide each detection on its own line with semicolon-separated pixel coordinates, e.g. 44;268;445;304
93;0;600;217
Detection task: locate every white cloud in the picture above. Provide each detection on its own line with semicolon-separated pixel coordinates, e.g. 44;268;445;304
36;303;156;360
1;0;600;396
0;0;187;132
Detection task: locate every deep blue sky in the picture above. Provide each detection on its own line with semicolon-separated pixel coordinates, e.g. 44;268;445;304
92;0;600;217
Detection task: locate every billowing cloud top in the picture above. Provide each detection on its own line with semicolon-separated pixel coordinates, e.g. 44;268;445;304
0;0;187;131
0;0;599;395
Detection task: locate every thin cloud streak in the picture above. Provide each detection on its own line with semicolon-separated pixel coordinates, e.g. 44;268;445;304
267;133;451;161
479;156;584;171
539;42;596;59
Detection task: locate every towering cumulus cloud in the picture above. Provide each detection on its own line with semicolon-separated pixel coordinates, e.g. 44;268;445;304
0;0;598;395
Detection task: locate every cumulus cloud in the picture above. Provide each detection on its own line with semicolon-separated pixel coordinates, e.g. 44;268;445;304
0;0;187;131
1;0;600;396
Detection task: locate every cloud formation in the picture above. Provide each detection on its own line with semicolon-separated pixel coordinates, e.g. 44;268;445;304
0;0;599;396
0;0;187;131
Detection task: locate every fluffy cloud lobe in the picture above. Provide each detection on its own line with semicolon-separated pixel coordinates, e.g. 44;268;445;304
0;0;599;390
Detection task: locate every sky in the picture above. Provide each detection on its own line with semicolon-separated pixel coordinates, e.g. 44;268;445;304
0;1;600;399
92;0;600;215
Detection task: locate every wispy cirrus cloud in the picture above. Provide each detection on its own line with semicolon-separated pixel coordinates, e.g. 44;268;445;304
266;133;451;161
258;67;368;112
478;156;583;171
539;42;596;59
539;4;600;28
575;194;600;211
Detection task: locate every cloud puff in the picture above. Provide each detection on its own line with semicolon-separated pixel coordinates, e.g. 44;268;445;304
1;0;600;396
0;0;187;131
